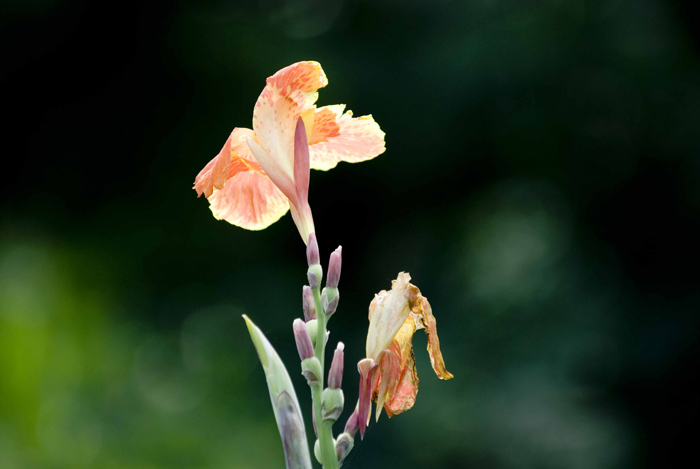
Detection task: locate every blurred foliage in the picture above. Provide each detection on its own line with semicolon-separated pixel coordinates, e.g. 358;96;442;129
1;0;699;467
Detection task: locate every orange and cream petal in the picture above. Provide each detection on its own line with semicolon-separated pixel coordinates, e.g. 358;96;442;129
252;61;328;187
309;106;386;171
208;170;290;231
228;128;262;172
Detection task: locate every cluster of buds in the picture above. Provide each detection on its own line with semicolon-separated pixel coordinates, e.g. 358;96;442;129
294;233;351;467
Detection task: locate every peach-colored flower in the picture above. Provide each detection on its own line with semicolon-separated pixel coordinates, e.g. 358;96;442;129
193;61;385;244
356;272;453;438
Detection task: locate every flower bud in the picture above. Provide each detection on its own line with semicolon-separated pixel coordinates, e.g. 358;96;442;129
313;435;338;466
301;357;322;386
321;387;344;422
307;264;323;290
336;432;354;466
302;286;316;321
321;287;339;317
306;232;320;266
344;407;360;438
305;319;318;348
313;438;322;465
328;342;344;389
326;246;342;288
293;318;314;360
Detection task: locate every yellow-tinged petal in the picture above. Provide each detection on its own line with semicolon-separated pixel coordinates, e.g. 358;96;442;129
309;106;386;171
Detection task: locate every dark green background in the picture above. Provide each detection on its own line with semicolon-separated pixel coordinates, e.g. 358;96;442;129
2;0;699;467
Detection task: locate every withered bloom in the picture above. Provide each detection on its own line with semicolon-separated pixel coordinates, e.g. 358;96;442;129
357;272;453;437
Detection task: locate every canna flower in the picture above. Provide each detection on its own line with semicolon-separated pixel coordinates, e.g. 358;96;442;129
193;61;385;244
356;272;453;438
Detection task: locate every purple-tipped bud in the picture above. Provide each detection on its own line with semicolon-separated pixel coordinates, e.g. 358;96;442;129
326;246;342;288
336;432;354;465
328;342;344;389
322;288;339;317
306;232;320;266
293;318;314;360
302;286;316;321
344;407;360;438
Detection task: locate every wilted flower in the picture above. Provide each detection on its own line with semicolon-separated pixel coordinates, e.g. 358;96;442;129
194;61;385;244
357;272;453;437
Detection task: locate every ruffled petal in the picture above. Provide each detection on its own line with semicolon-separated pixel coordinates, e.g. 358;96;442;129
411;296;454;380
309;105;386;171
208;171;290;231
252;61;328;190
193;128;261;198
193;135;232;198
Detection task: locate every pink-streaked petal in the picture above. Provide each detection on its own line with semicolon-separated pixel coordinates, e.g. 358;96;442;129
357;358;378;440
252;62;328;189
294;118;310;205
288;119;315;244
193;135;232;198
383;318;420;417
309;106;386;171
208;171;289;231
373;348;402;421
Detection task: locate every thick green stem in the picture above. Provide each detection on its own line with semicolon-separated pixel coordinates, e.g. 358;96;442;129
310;287;338;469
